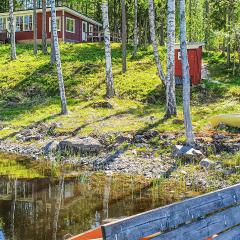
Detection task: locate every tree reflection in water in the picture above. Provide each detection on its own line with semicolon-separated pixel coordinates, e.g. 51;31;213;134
0;170;187;240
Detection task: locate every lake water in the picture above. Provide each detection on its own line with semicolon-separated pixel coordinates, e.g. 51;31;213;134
0;152;198;240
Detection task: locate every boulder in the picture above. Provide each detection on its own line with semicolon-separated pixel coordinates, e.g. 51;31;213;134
200;158;215;169
43;141;59;155
173;145;204;161
59;137;103;154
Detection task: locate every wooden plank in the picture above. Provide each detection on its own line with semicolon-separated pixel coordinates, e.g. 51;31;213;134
215;225;240;240
152;205;240;240
102;183;240;240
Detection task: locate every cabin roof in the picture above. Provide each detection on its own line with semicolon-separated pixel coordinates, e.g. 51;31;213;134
0;6;102;27
174;42;205;49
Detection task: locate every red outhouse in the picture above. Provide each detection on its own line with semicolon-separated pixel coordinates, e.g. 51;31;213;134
175;43;204;85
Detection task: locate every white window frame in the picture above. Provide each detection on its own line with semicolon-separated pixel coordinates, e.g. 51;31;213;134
49;17;61;32
66;17;75;33
23;14;33;31
15;16;24;32
178;52;182;60
0;17;7;32
89;24;93;36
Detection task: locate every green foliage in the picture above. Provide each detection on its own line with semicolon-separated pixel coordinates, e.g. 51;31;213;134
0;43;239;143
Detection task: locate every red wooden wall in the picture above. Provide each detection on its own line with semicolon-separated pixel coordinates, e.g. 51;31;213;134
14;9;100;43
175;46;203;85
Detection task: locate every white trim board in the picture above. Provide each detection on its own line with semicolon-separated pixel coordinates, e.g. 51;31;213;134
174;42;205;49
0;6;102;27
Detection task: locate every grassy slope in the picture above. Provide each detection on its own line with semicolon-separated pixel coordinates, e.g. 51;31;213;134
0;43;239;142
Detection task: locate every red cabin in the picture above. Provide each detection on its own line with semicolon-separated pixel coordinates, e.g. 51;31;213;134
175;43;204;85
0;6;102;43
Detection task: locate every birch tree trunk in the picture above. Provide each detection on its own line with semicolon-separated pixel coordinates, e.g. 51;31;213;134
148;0;166;85
166;0;177;117
50;0;68;115
227;12;231;67
52;173;64;240
132;0;138;58
50;20;56;65
121;0;127;73
9;0;16;60
102;1;115;98
42;0;47;54
179;0;194;145
33;0;38;55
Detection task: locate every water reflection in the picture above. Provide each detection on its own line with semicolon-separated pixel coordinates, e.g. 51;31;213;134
0;172;195;240
0;174;145;240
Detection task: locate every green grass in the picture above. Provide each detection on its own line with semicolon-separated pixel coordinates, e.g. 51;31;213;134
0;43;239;143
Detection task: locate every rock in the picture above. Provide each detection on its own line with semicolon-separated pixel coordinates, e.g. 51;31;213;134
115;133;133;144
172;119;184;125
200;158;215;169
90;101;113;109
59;137;103;154
173;145;204;161
43;141;59;155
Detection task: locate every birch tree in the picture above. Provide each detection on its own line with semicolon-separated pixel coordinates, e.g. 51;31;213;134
121;0;127;73
9;0;16;60
102;0;115;98
42;0;47;54
33;0;38;55
132;0;138;58
148;0;166;85
50;0;68;115
180;0;194;145
166;0;177;117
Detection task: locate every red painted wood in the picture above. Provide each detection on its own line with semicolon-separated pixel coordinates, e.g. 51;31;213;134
69;227;102;240
64;11;82;42
175;46;203;85
13;9;100;43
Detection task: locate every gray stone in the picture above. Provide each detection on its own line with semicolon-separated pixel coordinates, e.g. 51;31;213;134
43;141;59;155
59;137;103;154
200;158;215;169
173;145;204;161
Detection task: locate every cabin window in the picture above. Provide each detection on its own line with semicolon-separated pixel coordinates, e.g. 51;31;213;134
16;16;24;32
24;15;33;31
0;17;7;32
66;18;75;33
89;24;93;36
49;17;61;32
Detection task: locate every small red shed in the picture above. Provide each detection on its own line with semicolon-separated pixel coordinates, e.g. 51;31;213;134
175;42;204;85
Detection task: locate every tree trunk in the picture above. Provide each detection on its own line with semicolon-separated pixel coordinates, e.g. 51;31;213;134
148;0;166;85
50;23;56;65
102;1;115;98
132;0;138;58
9;0;16;60
42;0;47;54
33;0;38;55
180;0;194;145
189;0;192;42
113;0;118;41
227;12;231;67
51;0;68;115
165;0;177;117
121;0;127;73
160;21;164;46
52;174;64;240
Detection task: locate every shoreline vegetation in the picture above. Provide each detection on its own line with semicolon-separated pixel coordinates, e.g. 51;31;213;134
0;43;239;191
